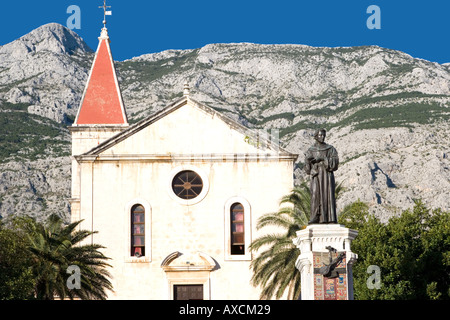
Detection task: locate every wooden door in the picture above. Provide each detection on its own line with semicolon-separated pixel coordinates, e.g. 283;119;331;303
174;285;203;300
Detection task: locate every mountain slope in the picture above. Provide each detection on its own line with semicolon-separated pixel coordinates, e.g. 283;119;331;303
0;23;93;123
0;23;449;221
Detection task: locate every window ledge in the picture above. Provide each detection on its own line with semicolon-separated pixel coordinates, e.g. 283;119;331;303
224;254;252;261
124;256;151;263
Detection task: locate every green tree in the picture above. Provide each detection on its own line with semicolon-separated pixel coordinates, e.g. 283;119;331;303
339;200;450;300
16;214;113;300
0;221;35;300
249;181;345;299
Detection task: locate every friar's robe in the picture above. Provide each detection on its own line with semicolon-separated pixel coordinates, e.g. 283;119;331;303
304;143;339;223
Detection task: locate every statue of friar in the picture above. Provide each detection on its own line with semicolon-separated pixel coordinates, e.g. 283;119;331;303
304;128;339;224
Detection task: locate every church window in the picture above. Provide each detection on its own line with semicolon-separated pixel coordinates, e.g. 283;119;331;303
172;170;203;200
224;197;251;260
131;204;145;257
230;203;245;255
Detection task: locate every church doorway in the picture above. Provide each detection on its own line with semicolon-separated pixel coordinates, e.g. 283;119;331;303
161;251;217;300
174;284;204;300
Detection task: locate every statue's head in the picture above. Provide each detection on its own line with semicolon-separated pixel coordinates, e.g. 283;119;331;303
314;128;326;143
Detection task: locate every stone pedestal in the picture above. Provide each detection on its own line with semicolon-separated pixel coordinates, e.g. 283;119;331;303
293;224;358;300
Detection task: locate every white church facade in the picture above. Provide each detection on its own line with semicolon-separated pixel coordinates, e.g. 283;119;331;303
69;26;297;300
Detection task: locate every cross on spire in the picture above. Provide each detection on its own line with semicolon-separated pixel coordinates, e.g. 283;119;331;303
99;0;112;28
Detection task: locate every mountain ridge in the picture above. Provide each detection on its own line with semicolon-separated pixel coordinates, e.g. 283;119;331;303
0;23;448;221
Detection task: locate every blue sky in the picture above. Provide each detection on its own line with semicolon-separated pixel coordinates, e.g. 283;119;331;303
0;0;449;63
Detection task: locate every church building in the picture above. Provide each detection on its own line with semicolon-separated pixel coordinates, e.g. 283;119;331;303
69;25;297;300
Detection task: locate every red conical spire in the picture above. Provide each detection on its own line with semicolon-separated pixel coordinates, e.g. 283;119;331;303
74;28;128;126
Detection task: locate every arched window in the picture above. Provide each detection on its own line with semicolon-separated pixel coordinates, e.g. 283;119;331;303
131;204;145;257
224;197;251;261
230;203;245;255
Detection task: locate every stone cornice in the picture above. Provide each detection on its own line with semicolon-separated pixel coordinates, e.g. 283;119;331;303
68;124;129;133
74;153;298;163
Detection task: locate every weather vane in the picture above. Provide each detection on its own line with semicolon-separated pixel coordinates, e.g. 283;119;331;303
99;0;112;28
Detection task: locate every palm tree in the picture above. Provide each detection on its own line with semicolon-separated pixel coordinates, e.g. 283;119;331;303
18;214;113;300
249;181;345;300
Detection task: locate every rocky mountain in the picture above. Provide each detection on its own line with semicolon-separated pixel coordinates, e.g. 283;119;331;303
0;23;449;222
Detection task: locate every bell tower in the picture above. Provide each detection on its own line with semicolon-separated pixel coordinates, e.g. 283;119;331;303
69;2;128;223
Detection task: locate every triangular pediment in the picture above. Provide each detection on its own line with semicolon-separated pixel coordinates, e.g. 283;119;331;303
79;97;296;160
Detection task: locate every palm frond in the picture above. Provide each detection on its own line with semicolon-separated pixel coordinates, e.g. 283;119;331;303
249;182;311;299
18;214;113;300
